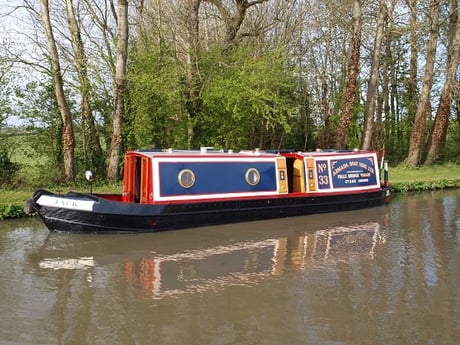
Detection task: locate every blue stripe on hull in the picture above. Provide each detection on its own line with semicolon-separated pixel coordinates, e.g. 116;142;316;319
159;162;277;196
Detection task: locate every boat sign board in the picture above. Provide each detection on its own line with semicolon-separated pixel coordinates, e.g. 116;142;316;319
315;155;378;191
37;195;95;211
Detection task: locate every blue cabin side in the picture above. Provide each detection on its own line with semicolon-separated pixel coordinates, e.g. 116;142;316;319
122;150;288;204
152;154;288;202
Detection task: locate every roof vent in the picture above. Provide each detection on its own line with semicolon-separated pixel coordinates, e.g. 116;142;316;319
200;146;214;154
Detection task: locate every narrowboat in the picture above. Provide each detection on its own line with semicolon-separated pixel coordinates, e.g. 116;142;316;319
25;148;390;233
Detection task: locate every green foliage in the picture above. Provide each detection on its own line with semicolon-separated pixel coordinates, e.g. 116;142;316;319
126;44;187;149
0;144;19;186
444;118;460;162
389;163;460;192
200;47;298;149
126;42;299;151
346;102;364;150
13;81;68;185
0;56;13;127
0;203;25;220
390;179;460;192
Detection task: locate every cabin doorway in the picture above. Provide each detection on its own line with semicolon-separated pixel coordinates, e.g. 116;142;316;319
123;154;153;204
284;157;306;193
134;157;141;203
285;157;295;193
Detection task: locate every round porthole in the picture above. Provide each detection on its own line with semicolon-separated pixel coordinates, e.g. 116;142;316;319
178;169;195;188
245;168;260;186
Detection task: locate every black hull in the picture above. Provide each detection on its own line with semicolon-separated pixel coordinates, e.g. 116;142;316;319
31;189;390;233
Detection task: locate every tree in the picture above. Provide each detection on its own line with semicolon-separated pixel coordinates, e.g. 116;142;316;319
65;0;104;175
40;0;75;182
424;0;460;164
204;0;269;49
405;0;440;166
126;43;186;149
406;0;419;127
107;0;128;180
201;48;297;149
0;52;12;127
361;1;387;150
335;0;362;149
183;0;201;148
14;80;69;184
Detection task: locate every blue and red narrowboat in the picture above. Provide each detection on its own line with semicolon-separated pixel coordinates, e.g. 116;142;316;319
26;148;390;233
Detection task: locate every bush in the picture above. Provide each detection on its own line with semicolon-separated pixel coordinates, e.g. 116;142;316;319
0;149;19;187
0;203;26;220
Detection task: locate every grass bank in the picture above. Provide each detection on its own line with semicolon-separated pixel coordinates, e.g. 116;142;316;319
1;164;459;219
389;163;460;192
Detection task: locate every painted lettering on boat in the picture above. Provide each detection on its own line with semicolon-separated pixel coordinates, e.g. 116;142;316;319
331;157;377;188
54;199;79;208
317;162;328;174
37;195;95;211
314;155;379;190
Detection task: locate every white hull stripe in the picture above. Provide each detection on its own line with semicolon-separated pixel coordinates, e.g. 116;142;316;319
155;190;280;202
37;195;95;211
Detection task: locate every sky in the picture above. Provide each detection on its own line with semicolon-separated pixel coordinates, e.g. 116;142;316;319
1;1;34;127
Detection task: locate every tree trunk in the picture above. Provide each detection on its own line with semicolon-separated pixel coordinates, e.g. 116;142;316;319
456;87;460;159
204;0;269;49
107;0;128;180
320;77;332;148
335;0;361;149
406;0;418;126
362;1;386;150
424;0;460;165
405;0;440;166
65;0;103;173
40;0;75;182
184;0;201;148
381;22;393;154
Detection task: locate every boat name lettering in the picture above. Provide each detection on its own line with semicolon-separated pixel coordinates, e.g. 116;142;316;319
332;160;375;176
54;199;79;208
332;163;349;175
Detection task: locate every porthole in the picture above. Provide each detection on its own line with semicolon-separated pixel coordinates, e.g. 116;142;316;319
245;168;260;186
178;169;195;188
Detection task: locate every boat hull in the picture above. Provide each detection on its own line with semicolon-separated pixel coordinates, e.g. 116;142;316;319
30;188;390;233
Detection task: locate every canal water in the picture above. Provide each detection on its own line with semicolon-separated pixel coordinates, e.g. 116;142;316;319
1;190;459;345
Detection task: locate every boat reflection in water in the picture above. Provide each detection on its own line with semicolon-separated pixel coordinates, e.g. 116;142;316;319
38;220;384;299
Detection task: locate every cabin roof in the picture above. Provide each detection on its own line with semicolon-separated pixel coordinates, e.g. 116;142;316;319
296;149;370;158
127;148;281;159
126;148;374;159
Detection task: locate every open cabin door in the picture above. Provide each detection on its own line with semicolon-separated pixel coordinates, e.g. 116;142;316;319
122;154;153;203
